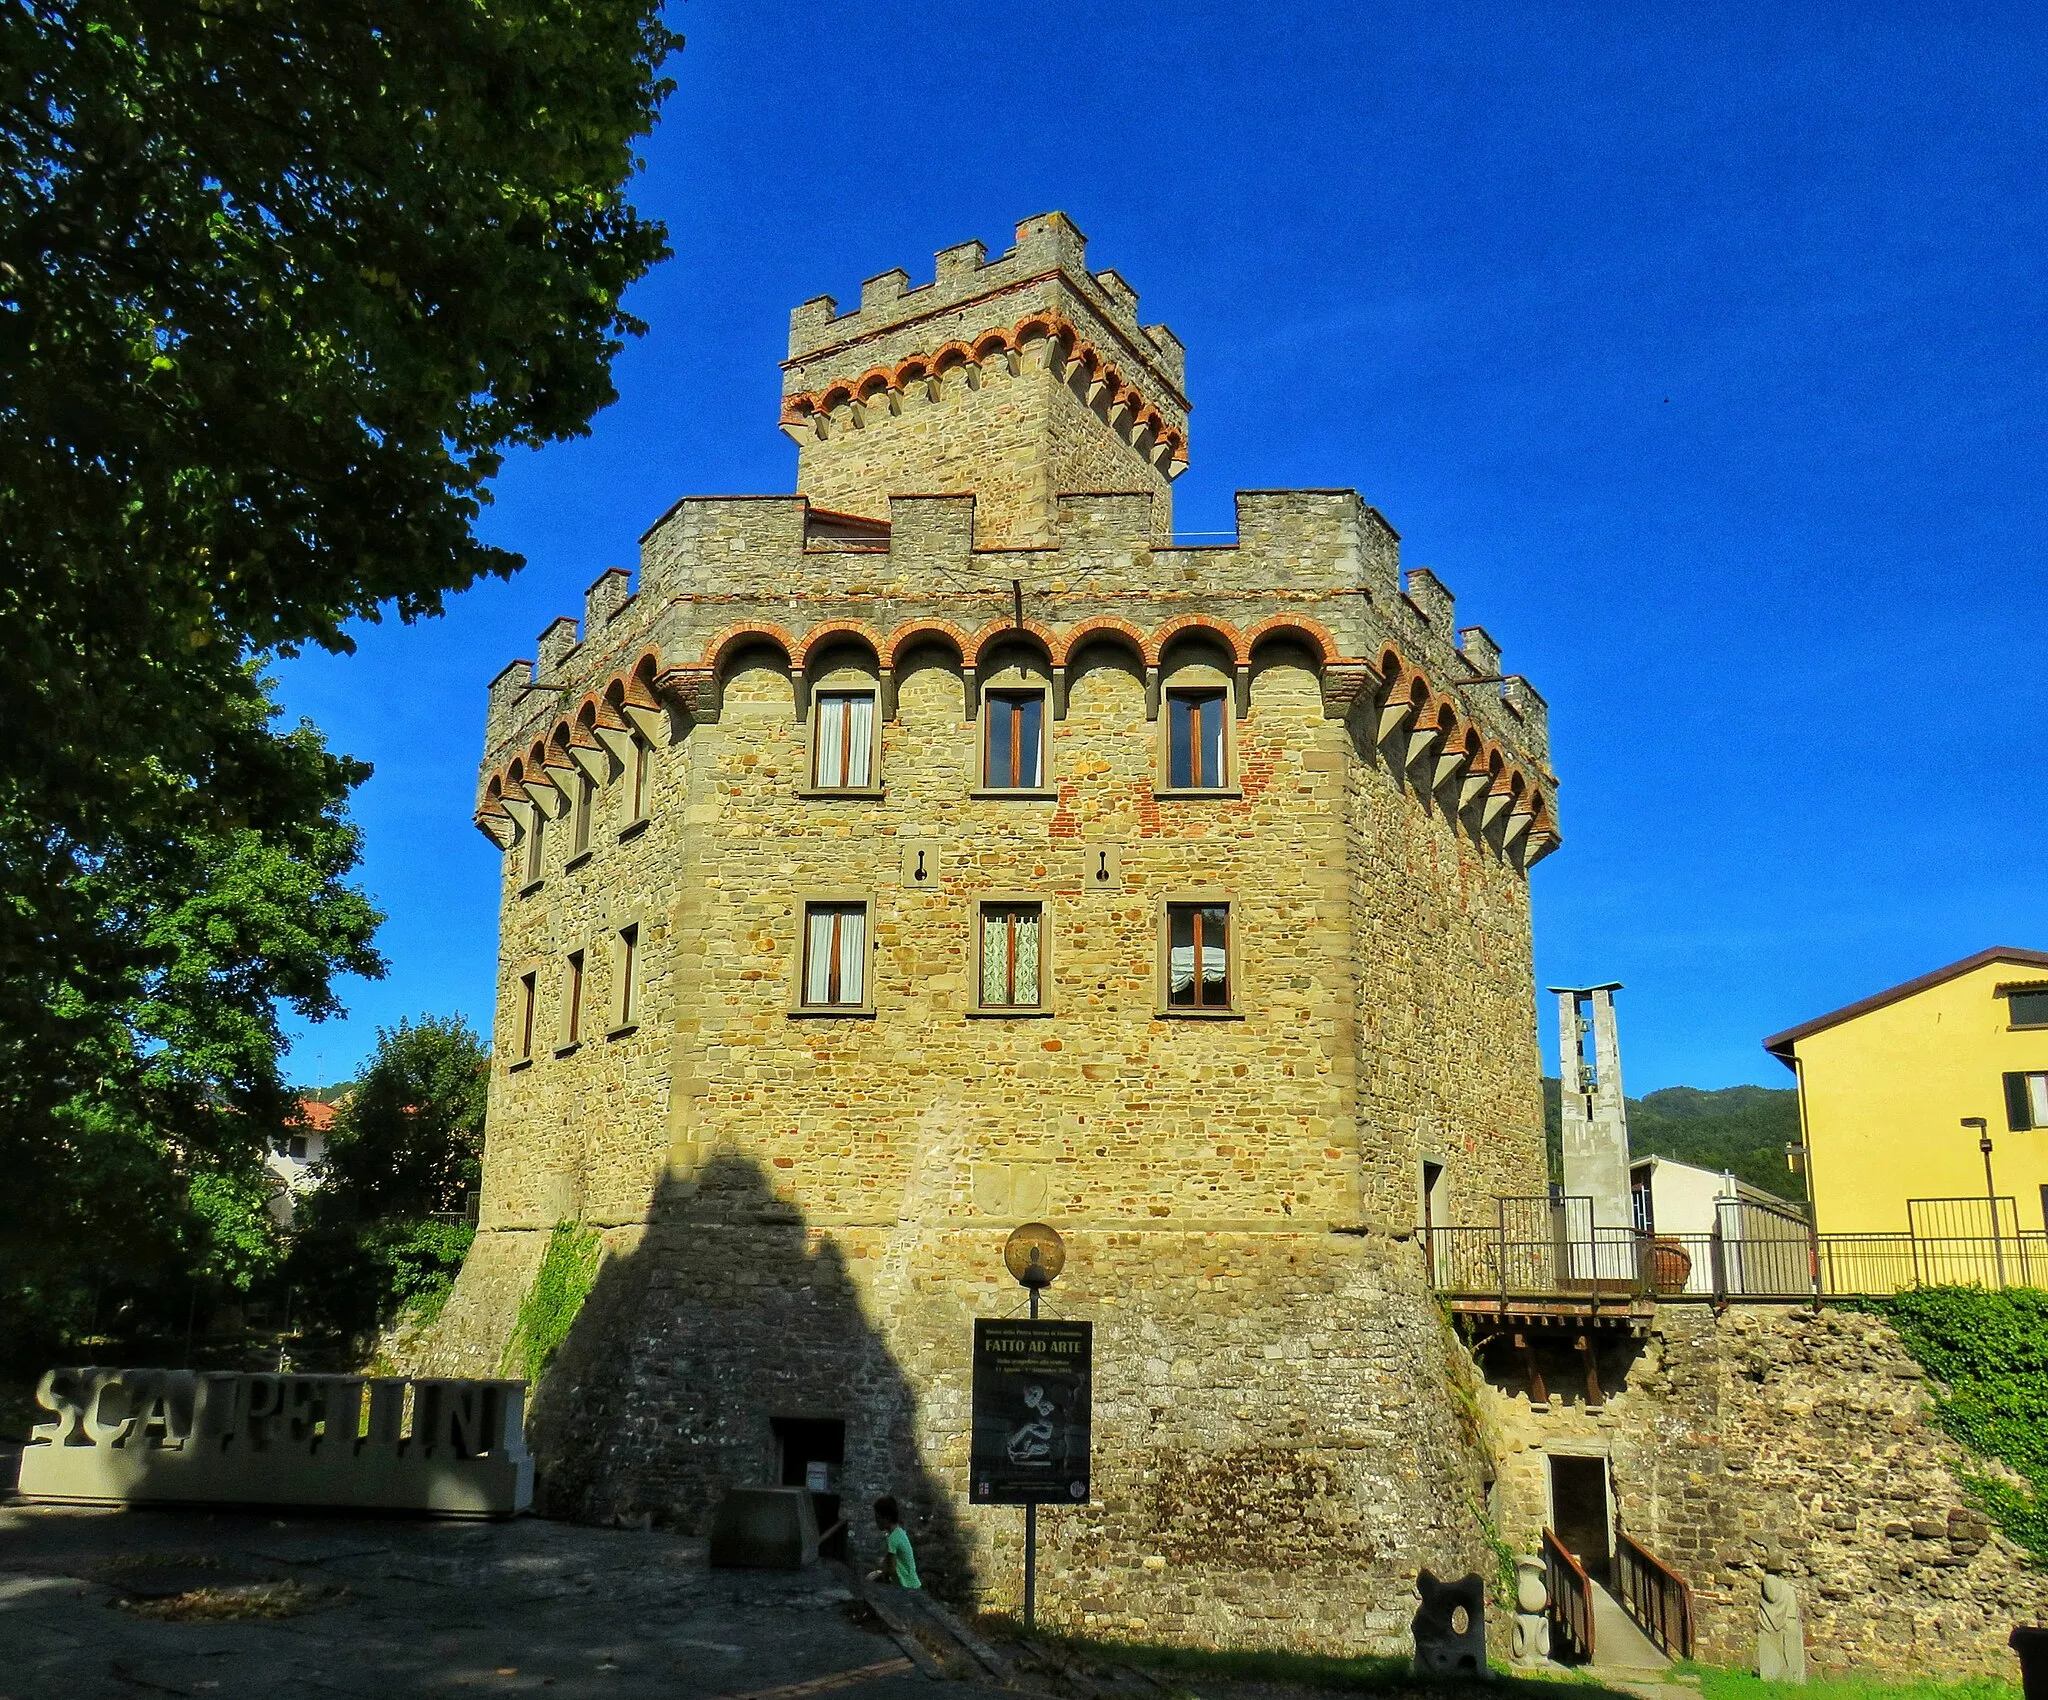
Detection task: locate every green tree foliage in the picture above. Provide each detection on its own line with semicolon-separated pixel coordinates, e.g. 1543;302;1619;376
289;1016;489;1348
0;731;382;1367
1542;1079;1806;1202
1878;1286;2048;1565
0;0;675;1364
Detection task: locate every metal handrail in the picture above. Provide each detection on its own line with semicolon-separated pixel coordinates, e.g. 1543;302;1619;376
1426;1223;2048;1301
1542;1526;1594;1664
1613;1527;1693;1659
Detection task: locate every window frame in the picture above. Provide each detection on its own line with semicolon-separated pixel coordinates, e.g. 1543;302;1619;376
1156;895;1242;1018
609;921;641;1035
624;731;654;831
520;806;549;892
790;893;877;1017
2003;986;2048;1030
512;969;539;1068
568;768;597;861
1156;675;1241;798
966;684;1048;798
557;948;586;1054
802;687;884;797
2006;1070;2048;1132
968;896;1054;1017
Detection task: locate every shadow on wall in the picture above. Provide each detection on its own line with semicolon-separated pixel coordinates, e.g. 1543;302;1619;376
525;1152;972;1595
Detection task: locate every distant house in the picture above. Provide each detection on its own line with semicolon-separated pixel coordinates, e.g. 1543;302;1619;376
264;1097;337;1225
1764;946;2048;1238
1629;1153;1809;1295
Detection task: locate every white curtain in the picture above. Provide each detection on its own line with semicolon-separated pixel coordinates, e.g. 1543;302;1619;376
805;907;837;1004
836;904;865;1003
815;693;875;787
1169;940;1195;997
844;694;873;787
815;695;845;787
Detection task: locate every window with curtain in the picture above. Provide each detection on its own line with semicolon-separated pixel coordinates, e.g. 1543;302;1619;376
1168;690;1228;788
1167;903;1230;1009
803;903;867;1007
984;691;1044;788
980;904;1043;1008
814;692;876;789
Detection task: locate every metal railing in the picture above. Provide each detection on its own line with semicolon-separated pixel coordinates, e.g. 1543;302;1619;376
1542;1526;1594;1664
1613;1528;1693;1659
1427;1199;2048;1303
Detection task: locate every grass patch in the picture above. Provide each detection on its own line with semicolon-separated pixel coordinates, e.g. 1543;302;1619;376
501;1219;602;1383
1690;1672;2015;1700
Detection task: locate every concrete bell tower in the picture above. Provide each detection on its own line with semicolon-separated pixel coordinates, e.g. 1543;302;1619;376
1554;983;1631;1239
779;212;1188;548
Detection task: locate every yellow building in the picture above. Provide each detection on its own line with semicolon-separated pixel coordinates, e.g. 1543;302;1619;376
1764;947;2048;1238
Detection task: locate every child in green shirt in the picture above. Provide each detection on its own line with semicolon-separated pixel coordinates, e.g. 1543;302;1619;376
869;1495;921;1590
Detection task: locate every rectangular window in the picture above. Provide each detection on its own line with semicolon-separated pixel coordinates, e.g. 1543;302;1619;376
979;903;1044;1009
2007;988;2048;1027
2008;1071;2048;1132
287;1135;308;1161
524;810;547;885
1167;903;1231;1009
1168;690;1227;789
802;903;867;1008
984;691;1045;789
564;950;585;1045
572;771;595;855
518;971;537;1060
629;733;652;821
813;692;876;789
616;924;638;1028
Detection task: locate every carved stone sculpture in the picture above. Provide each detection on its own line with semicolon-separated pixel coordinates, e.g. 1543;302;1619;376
1758;1572;1807;1683
1412;1569;1487;1677
1512;1556;1551;1666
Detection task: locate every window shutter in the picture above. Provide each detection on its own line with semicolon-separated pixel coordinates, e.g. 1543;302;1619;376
2006;1071;2034;1132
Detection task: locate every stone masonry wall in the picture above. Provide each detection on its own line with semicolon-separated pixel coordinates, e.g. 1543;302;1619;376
1475;1304;2048;1679
792;335;1171;547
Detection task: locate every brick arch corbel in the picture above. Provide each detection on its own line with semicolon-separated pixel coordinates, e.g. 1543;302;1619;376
699;622;797;674
1244;615;1339;666
1053;616;1148;721
880;619;974;721
791;620;887;722
1153;615;1249;719
968;618;1059;722
475;774;517;848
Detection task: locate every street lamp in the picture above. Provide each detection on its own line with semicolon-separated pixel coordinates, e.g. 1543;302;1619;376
1962;1118;2005;1287
1001;1223;1065;1632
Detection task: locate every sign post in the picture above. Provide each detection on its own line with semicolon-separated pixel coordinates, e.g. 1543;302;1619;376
972;1224;1088;1631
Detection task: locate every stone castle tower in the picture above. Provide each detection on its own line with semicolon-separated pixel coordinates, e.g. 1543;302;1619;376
426;212;1560;1650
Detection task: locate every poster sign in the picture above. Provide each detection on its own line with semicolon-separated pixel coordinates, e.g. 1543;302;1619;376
969;1319;1091;1505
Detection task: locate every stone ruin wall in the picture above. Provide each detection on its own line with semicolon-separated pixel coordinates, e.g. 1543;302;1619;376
1476;1303;2048;1678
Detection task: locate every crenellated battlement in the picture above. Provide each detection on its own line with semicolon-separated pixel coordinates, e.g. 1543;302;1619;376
782;213;1187;547
787;211;1185;395
477;488;1556;872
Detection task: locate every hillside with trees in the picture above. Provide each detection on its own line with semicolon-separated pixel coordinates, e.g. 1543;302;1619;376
1543;1079;1806;1203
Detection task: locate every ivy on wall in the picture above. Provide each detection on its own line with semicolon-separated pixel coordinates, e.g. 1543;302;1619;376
503;1221;603;1385
1875;1286;2048;1566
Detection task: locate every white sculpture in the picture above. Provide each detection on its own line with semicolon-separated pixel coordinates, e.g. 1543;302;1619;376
1512;1555;1551;1666
1758;1572;1807;1683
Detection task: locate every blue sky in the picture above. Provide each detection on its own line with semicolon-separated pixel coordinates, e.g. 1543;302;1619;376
273;1;2048;1093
